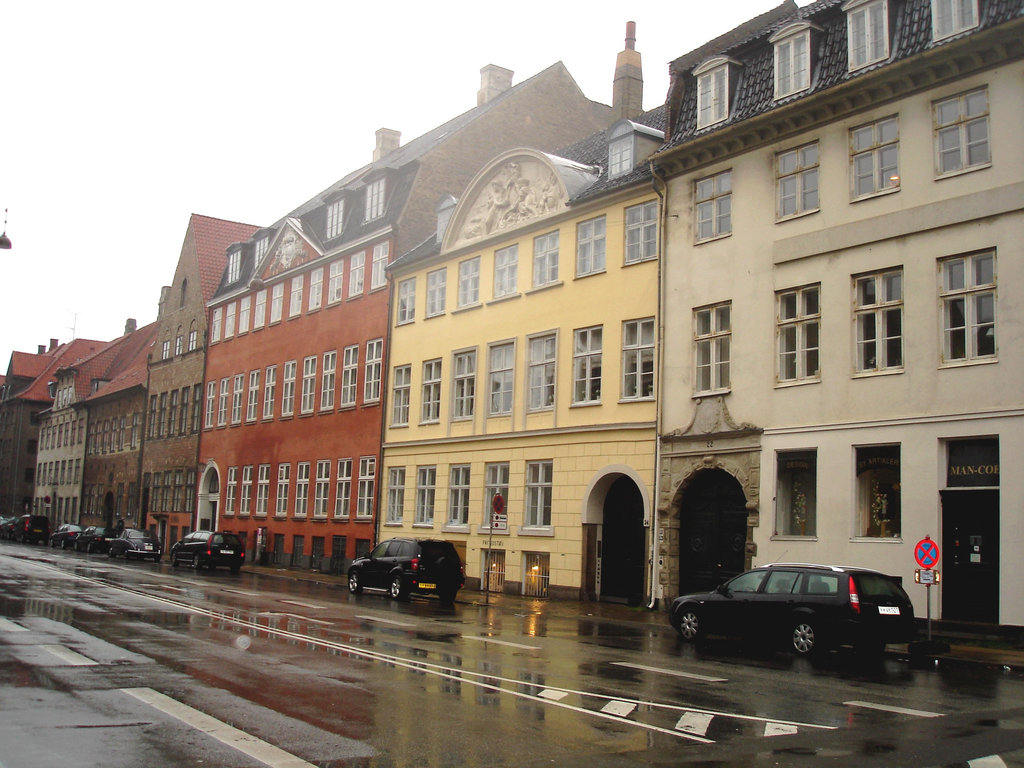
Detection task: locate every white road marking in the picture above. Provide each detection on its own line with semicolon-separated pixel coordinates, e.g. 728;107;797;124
676;711;714;736
764;722;799;737
844;700;944;718
355;614;416;628
462;635;541;650
41;644;97;666
278;599;325;610
970;757;1008;767
121;688;317;768
602;700;637;717
612;661;727;682
221;588;261;596
539;689;570;701
0;617;28;632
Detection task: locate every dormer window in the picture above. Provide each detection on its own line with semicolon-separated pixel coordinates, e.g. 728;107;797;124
932;0;978;40
609;136;633;178
365;178;386;221
254;236;269;261
845;0;889;70
326;199;345;239
771;23;814;100
226;250;241;283
694;58;734;129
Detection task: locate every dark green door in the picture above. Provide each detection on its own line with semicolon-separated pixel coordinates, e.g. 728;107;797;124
941;489;999;623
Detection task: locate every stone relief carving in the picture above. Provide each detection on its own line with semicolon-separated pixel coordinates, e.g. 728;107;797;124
266;229;308;277
458;160;564;243
664;396;760;439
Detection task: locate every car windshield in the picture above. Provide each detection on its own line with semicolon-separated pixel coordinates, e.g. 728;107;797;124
726;570;767;593
93;527;110;536
856;572;907;600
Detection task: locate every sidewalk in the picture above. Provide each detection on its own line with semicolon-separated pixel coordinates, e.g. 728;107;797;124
244;562;1024;671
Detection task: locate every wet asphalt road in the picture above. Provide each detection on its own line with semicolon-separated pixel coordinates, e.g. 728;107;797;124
2;542;1023;768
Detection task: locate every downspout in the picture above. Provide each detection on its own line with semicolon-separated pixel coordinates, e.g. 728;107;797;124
648;160;670;610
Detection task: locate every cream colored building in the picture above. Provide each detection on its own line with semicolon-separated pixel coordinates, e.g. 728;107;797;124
653;0;1023;625
383;112;665;599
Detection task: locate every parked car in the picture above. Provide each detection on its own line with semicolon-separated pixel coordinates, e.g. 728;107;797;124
13;514;51;545
170;531;244;573
108;529;163;562
669;563;916;656
347;537;464;605
75;526;114;553
50;523;83;549
0;516;17;540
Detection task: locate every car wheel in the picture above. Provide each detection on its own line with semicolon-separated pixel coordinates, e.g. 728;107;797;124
676;608;703;642
389;573;407;600
107;549;116;558
791;621;818;655
347;570;362;595
192;555;203;571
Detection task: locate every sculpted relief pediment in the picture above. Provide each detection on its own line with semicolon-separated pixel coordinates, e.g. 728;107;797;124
451;157;567;249
263;225;315;279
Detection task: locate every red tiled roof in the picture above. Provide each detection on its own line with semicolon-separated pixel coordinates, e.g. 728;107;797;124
85;322;158;402
16;339;106;403
188;214;261;303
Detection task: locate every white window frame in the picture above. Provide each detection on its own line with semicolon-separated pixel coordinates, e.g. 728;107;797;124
854;269;903;373
205;381;216;428
281;360;297;417
458;256;481;307
532;231;559;288
349;251;365;298
494;245;518;298
695;59;730;129
300;355;317;414
415;466;436;525
622;318;655;400
365;178;385;221
239;465;253;516
308;267;323;312
426;268;446;317
246;369;260;422
940;251;996;364
320;351;336;411
777;285;821;383
608;137;633;179
262;365;277;420
334;459;352;518
483;463;509;531
934;88;990;177
931;0;978;41
224;303;236;339
576;215;606;276
371;242;388;290
314;460;331;518
294;462;310;518
845;0;889;71
357;456;375;519
624;201;657;264
421;359;442;423
695;170;732;242
777;143;820;218
452;350;476;420
256;464;270;517
218;377;229;426
275;463;290;517
694;303;731;394
488;342;515;416
771;25;812;99
386;467;405;524
289;276;303;318
270;283;284;324
254;289;267;329
238;296;251;334
448;465;471;526
851;116;900;198
328;259;344;304
572;326;602;405
391;364;411;426
527;333;557;411
210;308;222;343
225;467;237;515
397;278;416;324
364;338;383;403
340;345;358;407
525;460;553;528
326;199;344;239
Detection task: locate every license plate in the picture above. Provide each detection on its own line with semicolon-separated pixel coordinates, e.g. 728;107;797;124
221;549;234;555
144;545;153;550
878;606;901;615
418;582;436;590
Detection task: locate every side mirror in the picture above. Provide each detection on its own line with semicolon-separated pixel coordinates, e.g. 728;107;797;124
715;583;730;596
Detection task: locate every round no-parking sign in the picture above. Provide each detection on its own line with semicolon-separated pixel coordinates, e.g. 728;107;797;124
915;537;940;569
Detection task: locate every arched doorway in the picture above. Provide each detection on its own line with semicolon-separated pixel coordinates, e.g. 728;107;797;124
197;464;220;532
677;468;748;594
103;492;115;528
600;476;646;604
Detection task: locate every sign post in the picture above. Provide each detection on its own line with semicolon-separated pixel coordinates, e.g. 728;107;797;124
914;535;940;642
485;494;506;606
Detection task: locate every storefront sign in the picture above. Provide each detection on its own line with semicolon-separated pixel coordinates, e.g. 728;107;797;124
947;439;999;487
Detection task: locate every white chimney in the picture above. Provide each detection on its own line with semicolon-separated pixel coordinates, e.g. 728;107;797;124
374;128;401;162
477;65;514;105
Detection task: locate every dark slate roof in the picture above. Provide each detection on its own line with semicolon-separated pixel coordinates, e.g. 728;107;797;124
662;0;1024;152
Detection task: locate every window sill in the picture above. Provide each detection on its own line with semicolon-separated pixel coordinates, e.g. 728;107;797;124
850;535;903;543
618;396;655;404
412;522;435;529
692;389;730;400
851;367;903;379
452;302;482;315
518;526;554;537
424;311;446;321
938;356;998;370
771;534;818;541
694;232;731;246
570;400;601;408
774;378;820;389
851;184;900;204
623;255;656;267
935;162;991;181
574;268;607;280
526;280;563;295
487;293;521;306
442;523;469;534
776;208;819;224
476;525;509;536
383;520;405;527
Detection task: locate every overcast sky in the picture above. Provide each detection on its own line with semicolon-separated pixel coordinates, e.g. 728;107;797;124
1;1;806;363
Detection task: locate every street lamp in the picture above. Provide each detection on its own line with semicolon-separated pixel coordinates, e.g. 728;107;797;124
0;209;11;249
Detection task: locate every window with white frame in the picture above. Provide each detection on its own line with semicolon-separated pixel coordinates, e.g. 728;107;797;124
484;463;509;529
240;465;253;515
695;171;732;241
371;242;388;290
572;326;602;404
415;466;436;525
846;0;889;70
256;464;270;517
934;88;989;175
940;251;996;363
341;345;358;407
421;359;442;422
326;199;344;239
188;327;198;351
281;360;297;417
205;381;216;428
525;460;553;527
386;467;405;524
576;216;606;276
772;25;811;99
227;251;241;283
328;259;344;304
162;340;171;360
777;143;819;217
494;245;518;298
696;60;730;129
426;268;446;316
528;334;557;410
349;251;365;297
270;283;284;323
224;303;236;338
608;137;633;178
294;462;310;517
357;457;375;518
238;296;251;334
622;318;655;399
275;464;290;517
488;342;514;416
320;351;336;411
225;467;237;515
262;365;276;420
448;465;470;526
314;460;330;517
246;369;260;422
452;350;476;420
391;365;411;425
533;231;559;287
851;116;899;197
309;267;323;312
364;338;382;403
695;303;731;393
175;333;183;355
397;278;416;324
854;269;903;372
255;236;269;261
777;285;820;383
624;201;657;264
931;0;978;40
300;356;317;414
335;458;352;518
365;178;385;221
856;444;901;537
254;289;267;329
210;308;222;343
776;450;817;536
458;257;480;307
218;378;229;426
289;277;303;318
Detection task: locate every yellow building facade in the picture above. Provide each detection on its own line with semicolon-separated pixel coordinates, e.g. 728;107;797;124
383;131;662;601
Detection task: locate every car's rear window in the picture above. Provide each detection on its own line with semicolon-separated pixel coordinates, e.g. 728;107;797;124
419;541;457;565
855;572;907;600
220;534;242;548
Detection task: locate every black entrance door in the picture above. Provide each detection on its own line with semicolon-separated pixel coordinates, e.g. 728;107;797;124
679;469;747;594
941;489;999;623
601;476;645;604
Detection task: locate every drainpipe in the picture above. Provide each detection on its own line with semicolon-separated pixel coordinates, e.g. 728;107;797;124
648;160;670;610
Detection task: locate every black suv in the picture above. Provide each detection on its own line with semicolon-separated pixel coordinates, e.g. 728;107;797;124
348;538;464;605
170;531;244;573
669;563;915;655
14;515;51;545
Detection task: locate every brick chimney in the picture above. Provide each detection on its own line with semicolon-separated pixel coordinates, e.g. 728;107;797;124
125;318;137;334
477;65;514;106
613;21;643;120
373;128;401;162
